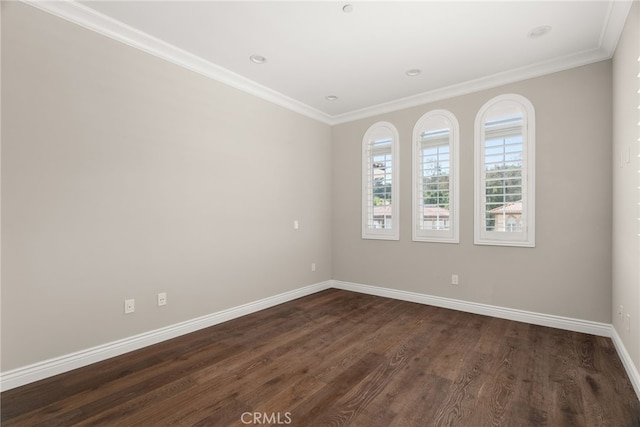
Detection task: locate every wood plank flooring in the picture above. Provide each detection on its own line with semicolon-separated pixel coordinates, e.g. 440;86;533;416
2;289;639;426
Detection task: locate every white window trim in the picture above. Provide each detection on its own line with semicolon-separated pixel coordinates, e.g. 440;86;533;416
474;94;535;247
362;121;400;240
412;110;459;243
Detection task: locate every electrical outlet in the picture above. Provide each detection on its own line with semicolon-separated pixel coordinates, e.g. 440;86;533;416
618;305;624;318
158;292;167;307
451;274;459;285
311;263;316;272
124;299;135;314
293;220;300;230
625;313;631;332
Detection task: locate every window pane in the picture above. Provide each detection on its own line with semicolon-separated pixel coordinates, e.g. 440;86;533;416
413;110;459;243
362;122;399;240
483;116;523;233
419;132;451;231
474;95;534;247
370;149;393;229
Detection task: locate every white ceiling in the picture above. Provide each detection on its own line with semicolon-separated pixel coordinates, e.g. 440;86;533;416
32;1;632;124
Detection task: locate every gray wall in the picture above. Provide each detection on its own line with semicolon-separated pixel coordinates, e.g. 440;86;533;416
332;61;613;323
1;2;332;371
612;1;640;374
1;0;633;379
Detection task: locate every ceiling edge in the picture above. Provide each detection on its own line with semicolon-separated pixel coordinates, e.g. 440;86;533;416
599;0;634;55
22;0;632;128
21;0;334;125
332;0;632;125
331;47;609;125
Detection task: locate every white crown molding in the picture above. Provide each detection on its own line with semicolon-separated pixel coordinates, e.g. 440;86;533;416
0;281;332;392
22;0;632;127
329;0;634;124
21;0;334;125
331;280;612;337
599;0;634;55
332;47;609;124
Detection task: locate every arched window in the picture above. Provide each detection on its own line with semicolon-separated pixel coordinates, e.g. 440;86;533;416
475;94;535;247
362;122;399;240
412;110;459;243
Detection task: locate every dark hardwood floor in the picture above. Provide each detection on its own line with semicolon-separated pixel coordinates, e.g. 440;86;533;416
2;289;639;426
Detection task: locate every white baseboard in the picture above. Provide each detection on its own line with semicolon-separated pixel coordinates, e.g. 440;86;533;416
611;326;640;400
332;280;640;400
4;279;638;402
0;281;332;392
330;280;612;337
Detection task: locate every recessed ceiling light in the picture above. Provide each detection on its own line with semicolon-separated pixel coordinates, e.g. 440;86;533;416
342;4;353;13
326;95;339;101
406;69;421;77
527;25;552;39
249;54;267;64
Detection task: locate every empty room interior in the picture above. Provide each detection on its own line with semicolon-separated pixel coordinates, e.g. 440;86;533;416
1;1;640;425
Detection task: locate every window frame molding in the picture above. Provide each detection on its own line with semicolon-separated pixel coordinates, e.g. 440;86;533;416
412;109;460;243
362;121;400;240
474;94;536;247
